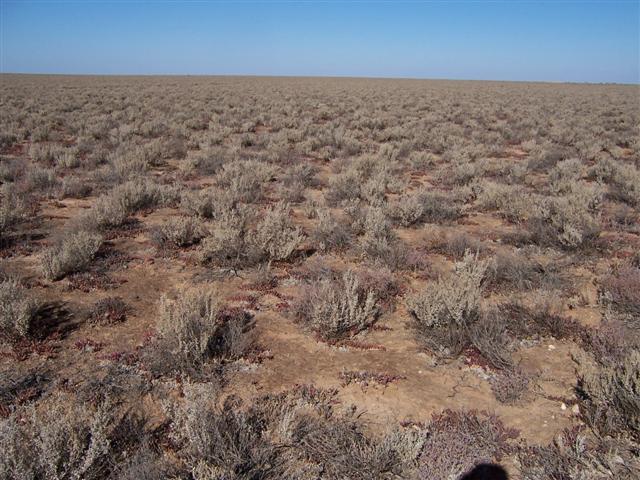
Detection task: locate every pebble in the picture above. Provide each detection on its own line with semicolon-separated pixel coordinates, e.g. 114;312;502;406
548;344;556;351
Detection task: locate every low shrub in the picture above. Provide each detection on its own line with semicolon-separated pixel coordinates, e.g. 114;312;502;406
88;297;129;325
575;351;640;440
151;286;255;376
150;216;206;249
485;250;564;292
526;185;603;250
490;369;532;404
0;278;39;341
0;393;142;480
42;231;103;280
311;209;353;252
215;159;274;203
294;270;379;342
80;179;180;231
41;231;103;280
519;427;638;480
24;166;59;197
407;251;488;357
253;202;304;261
599;265;640;325
389;190;461;227
0;184;28;241
418;409;519;479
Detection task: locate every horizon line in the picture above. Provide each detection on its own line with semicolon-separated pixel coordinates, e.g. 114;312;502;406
1;71;638;86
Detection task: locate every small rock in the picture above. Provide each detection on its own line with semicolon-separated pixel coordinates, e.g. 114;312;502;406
548;344;556;351
560;403;567;411
572;404;580;415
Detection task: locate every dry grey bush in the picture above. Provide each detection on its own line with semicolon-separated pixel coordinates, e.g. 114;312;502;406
198;204;255;270
407;251;488;354
215;159;274;203
80;179;180;230
199;202;302;269
485;250;564;292
41;231;103;280
599;265;640;327
180;187;227;219
0;157;23;183
593;158;640;206
180;149;226;176
575;350;640;441
295;270;379;342
549;158;585;194
151;216;206;248
311;209;354;252
0;394;117;480
519;428;639;480
325;168;362;206
167;384;424;480
166;384;283;479
418;410;518;480
152;286;254;376
58;175;93;199
474;180;531;223
0;277;39;341
388;189;461;227
24;166;59;196
253;202;304;261
0;184;28;240
526;183;603;250
490;369;532;404
29;143;62;165
156;286;221;371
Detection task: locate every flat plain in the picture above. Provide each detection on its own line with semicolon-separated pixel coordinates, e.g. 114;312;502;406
1;74;639;479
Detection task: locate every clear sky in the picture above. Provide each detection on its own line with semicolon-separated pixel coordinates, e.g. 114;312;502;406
1;1;638;83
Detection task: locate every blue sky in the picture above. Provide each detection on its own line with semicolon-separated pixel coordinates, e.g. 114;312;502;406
1;1;638;83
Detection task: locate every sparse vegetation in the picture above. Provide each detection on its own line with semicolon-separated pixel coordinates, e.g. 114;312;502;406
1;75;638;478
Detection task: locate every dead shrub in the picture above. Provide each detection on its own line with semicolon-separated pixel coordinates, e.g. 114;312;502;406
216;159;274;203
24;166;59;197
0;184;29;241
526;185;603;250
498;291;579;341
166;386;283;479
198;204;257;271
79;179;180;231
41;231;103;280
58;176;92;199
